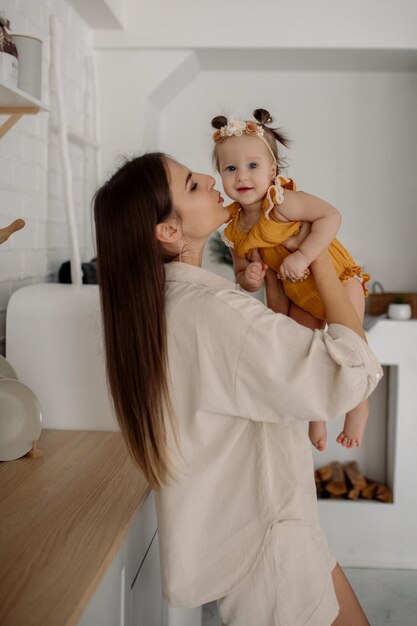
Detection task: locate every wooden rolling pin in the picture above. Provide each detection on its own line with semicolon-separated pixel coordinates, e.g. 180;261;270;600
0;218;25;245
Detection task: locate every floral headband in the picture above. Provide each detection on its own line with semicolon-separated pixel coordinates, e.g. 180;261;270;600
212;118;277;164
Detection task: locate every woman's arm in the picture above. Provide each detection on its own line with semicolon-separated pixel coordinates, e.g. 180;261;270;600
233;297;381;424
311;251;366;340
193;260;381;425
275;190;341;280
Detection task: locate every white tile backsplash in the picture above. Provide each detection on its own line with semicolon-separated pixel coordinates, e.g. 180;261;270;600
0;0;97;356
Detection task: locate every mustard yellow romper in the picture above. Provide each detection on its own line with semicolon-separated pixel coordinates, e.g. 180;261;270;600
222;176;370;321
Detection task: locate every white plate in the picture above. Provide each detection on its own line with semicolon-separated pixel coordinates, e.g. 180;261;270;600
0;379;42;461
0;355;18;380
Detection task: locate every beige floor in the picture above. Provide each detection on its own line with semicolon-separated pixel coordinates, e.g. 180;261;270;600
202;568;417;626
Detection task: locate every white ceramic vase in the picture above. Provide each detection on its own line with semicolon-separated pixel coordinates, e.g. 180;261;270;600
387;303;412;320
12;33;42;99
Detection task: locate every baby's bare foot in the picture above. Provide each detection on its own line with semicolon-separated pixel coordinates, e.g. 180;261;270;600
309;421;327;451
336;400;369;448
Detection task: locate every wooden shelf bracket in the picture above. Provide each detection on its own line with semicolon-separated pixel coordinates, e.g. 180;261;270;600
0;106;40;139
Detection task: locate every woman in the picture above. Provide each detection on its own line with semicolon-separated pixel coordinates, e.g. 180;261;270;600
94;153;382;626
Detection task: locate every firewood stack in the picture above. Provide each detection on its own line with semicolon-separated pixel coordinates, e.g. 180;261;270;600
315;461;393;503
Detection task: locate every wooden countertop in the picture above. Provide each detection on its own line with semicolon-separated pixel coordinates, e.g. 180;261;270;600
0;429;149;626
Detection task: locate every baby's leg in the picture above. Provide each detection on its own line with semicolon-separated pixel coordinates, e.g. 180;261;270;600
288;301;325;330
288;302;328;450
266;276;328;450
264;269;290;314
336;278;369;448
309;421;328;452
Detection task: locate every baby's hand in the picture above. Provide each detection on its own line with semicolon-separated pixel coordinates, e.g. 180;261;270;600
244;249;268;290
278;250;309;282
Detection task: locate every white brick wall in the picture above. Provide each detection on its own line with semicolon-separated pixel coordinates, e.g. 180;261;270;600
0;0;97;355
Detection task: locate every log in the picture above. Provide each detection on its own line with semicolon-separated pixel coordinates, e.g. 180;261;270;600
318;464;334;482
315;470;327;499
361;482;377;499
375;483;393;503
344;461;367;491
324;462;348;496
347;487;360;500
315;462;393;502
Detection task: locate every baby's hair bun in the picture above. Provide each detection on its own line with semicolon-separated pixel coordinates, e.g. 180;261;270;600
253;109;273;125
211;115;228;130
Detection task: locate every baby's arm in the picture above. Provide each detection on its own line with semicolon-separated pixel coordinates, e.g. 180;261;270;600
275;190;341;280
232;248;267;292
282;221;311;252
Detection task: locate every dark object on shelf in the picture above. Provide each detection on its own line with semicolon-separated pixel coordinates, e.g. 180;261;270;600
58;258;97;284
208;231;233;266
0;14;18;87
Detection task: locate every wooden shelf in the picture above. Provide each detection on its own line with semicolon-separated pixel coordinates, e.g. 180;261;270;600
0;429;149;626
0;80;48;138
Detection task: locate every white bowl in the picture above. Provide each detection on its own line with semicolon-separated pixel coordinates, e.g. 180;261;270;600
0;355;18;380
0;378;42;461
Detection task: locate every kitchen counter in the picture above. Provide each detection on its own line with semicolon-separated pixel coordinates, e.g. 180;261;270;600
0;429;149;626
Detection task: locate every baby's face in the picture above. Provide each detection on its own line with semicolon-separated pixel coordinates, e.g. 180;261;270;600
217;134;276;207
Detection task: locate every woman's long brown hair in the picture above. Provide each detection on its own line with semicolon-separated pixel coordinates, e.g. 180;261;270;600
93;153;176;488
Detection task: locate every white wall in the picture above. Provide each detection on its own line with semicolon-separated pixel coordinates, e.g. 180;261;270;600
97;48;417;291
94;0;417;49
0;0;96;355
95;1;417;292
2;1;417;357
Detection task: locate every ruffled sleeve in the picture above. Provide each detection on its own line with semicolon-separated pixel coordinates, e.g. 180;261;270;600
264;176;296;219
221;202;241;249
226;201;241;221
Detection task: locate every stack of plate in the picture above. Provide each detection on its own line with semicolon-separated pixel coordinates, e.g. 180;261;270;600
0;355;42;461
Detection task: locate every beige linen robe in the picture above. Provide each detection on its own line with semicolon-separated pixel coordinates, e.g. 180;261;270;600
155;262;382;608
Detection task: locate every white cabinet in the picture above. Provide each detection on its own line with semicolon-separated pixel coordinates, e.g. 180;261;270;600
130;531;163;626
126;493;164;626
78;493;202;626
77;546;125;626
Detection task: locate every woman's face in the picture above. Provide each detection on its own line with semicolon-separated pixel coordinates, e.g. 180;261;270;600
166;159;229;243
